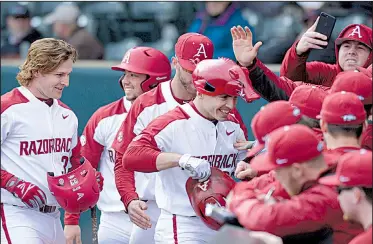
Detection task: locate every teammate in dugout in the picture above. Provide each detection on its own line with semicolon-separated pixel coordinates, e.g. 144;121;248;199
0;38;103;244
319;149;372;244
281;20;372;86
230;25;373;150
227;92;367;243
229;24;372;100
328;70;373;150
63;47;171;244
121;58;251;243
111;33;257;240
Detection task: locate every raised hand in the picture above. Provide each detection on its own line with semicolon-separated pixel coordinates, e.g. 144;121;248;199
231;26;263;67
296;17;328;55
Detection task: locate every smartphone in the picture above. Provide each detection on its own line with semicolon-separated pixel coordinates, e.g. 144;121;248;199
315;12;336;46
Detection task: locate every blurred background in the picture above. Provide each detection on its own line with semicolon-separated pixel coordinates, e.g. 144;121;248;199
1;1;372;243
1;1;372;63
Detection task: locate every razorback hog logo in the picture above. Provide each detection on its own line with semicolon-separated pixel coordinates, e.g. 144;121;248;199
348;25;363;39
189;43;208;66
19;138;72;156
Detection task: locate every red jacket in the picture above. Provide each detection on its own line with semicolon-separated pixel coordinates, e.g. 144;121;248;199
361;123;372;150
349;226;372;244
229;147;363;243
280;25;372;86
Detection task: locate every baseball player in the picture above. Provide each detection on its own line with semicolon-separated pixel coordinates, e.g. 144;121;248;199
111;33;214;243
328;70;373;150
63;47;171;244
122;58;249;243
319;149;372;244
0;38;81;244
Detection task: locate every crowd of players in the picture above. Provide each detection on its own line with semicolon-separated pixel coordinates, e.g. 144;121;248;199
1;16;372;244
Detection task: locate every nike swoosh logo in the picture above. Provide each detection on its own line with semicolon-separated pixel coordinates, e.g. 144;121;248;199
226;130;235;136
62;114;69;119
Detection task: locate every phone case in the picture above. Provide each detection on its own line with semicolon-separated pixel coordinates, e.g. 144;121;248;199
315;12;336;42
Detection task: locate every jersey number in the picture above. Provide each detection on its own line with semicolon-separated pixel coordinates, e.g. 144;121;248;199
61;156;69;174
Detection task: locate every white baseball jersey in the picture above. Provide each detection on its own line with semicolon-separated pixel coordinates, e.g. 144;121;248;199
113;80;180;204
80;97;131;212
113;81;248;207
1;86;79;207
126;102;247;217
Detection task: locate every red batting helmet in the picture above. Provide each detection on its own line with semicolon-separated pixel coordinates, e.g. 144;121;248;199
112;46;171;92
186;167;236;230
47;160;100;214
192;58;260;103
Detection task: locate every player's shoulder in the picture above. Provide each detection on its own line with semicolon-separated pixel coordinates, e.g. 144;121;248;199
1;87;29;114
131;82;166;111
89;97;127;124
146;106;190;132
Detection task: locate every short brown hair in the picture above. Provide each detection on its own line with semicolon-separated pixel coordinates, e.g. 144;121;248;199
16;38;78;86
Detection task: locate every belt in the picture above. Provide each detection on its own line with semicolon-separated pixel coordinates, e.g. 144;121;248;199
39;205;57;213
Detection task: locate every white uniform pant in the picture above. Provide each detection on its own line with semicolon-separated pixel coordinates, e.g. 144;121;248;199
130;200;160;244
98;211;133;244
0;204;65;244
154;209;216;244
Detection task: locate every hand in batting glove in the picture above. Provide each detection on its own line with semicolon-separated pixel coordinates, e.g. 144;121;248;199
4;176;47;209
94;170;104;192
179;154;211;182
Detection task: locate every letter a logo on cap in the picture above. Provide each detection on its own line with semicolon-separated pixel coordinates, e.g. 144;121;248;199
122;51;131;64
194;43;207;59
348;25;362;38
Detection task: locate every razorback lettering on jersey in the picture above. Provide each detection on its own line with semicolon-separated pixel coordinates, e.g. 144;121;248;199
194;153;238;177
20;138;72;156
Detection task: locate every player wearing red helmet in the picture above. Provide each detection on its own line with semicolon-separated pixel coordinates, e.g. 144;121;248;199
63;46;171;244
121;58;250;243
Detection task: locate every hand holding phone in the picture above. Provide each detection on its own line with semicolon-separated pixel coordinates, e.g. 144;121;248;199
296;12;336;55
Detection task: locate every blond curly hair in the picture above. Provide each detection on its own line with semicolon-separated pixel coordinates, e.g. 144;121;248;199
16;38;78;86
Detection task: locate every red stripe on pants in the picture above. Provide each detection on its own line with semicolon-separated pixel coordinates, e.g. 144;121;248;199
172;214;178;244
0;204;12;244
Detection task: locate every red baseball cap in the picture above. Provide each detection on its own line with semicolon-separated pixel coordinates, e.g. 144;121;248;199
356;63;372;78
175;33;214;72
330;71;372;104
248;101;302;158
251;124;324;172
289;85;327;119
319;149;372;187
335;24;372;49
318;91;366;125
